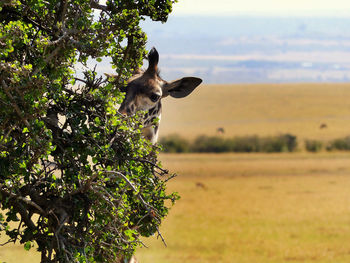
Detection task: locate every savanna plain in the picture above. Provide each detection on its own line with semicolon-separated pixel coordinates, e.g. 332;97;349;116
2;84;350;263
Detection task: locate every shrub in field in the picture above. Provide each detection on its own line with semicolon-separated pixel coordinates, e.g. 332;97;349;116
229;135;260;152
327;136;350;151
260;134;297;152
282;134;298;152
0;1;178;262
192;135;230;153
160;134;298;153
159;134;190;153
230;134;297;153
305;139;323;152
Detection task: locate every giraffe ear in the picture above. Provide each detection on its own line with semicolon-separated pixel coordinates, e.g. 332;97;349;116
162;77;202;98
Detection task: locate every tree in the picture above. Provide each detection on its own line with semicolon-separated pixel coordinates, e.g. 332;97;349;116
0;0;178;262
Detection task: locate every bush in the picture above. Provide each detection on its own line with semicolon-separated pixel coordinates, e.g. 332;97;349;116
282;134;298;152
229;135;260;152
260;134;297;153
161;134;350;153
327;136;350;151
192;135;230;152
305;139;323;152
160;134;298;153
160;134;190;153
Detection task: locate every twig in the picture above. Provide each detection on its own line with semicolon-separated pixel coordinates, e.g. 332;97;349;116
0;239;16;246
93;185;120;209
156;226;167;247
164;173;178;183
70;173;99;195
90;186;118;210
133;158;169;174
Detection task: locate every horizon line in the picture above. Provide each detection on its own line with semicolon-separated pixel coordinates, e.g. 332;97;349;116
170;11;350;18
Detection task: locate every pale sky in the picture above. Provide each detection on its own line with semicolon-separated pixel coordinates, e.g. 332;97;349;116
172;0;350;16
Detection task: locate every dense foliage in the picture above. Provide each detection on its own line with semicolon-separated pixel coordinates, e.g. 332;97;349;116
327;136;350;151
161;134;350;153
0;0;178;262
160;134;298;153
305;139;323;152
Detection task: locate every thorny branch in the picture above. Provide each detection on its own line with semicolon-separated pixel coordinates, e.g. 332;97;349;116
0;186;46;215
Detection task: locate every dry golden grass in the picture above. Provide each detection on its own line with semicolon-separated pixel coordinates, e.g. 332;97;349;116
161;83;350;141
2;153;350;262
136;152;350;263
0;237;40;263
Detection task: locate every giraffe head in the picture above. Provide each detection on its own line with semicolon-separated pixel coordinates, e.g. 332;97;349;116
117;47;202;143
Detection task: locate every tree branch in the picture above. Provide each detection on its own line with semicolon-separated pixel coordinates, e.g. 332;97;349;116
0;187;46;215
90;0;109;11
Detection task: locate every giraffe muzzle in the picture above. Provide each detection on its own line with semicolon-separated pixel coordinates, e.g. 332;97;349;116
118;104;135;116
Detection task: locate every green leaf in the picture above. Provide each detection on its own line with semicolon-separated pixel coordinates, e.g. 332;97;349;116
24;241;31;251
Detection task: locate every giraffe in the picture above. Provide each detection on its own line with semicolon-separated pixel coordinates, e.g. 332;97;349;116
111;47;202;263
117;47;202;143
38;48;199;263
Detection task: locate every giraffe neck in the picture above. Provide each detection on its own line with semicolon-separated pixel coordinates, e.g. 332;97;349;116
142;101;162;144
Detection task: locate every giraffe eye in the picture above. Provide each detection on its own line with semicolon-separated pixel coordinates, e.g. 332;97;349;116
149;93;160;102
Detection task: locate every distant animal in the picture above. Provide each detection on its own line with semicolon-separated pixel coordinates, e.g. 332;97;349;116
320;123;328;129
196;182;207;190
217;127;225;134
109;47;202;144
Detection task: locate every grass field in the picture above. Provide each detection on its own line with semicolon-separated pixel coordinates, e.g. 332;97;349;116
2;83;350;262
1;153;350;263
161;83;350;141
136;152;350;263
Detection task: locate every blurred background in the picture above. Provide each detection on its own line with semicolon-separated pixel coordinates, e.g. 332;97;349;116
144;0;350;83
136;1;350;263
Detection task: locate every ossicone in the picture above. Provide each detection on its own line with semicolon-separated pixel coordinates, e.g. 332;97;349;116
146;47;159;75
